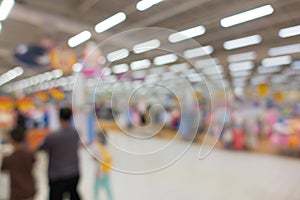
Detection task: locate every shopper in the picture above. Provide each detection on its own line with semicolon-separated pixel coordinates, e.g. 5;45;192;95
93;132;113;200
1;126;36;200
39;107;81;200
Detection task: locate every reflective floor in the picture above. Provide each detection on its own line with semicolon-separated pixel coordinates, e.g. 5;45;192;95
16;132;300;200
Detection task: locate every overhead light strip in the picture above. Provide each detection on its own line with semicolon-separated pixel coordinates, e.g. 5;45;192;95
183;45;214;59
0;66;23;86
229;61;255;72
136;0;164;11
268;43;300;56
130;59;151;70
68;30;92;48
154;54;178;65
168;25;206;43
223;34;262;50
112;63;129;74
95;12;127;33
107;48;129;62
227;51;257;62
220;5;274;28
133;39;161;54
8;69;63;91
0;0;15;21
262;55;292;67
278;24;300;38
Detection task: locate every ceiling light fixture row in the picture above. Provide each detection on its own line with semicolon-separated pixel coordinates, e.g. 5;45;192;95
8;69;63;91
0;66;23;86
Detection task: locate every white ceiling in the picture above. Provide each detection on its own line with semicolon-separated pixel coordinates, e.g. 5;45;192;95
0;0;300;90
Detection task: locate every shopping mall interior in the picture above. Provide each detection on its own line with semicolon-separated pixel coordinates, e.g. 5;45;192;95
0;0;300;199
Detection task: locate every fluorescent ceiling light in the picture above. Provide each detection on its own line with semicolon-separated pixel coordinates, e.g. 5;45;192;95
0;0;15;21
183;68;196;75
292;60;300;69
251;76;268;85
229;61;255;72
68;31;92;48
257;66;281;74
145;74;160;83
271;75;286;83
154;54;178;65
133;39;160;54
220;5;274;28
268;43;300;56
187;73;203;82
230;70;251;77
52;69;63;78
168;25;206;43
101;68;112;76
112;63;129;74
150;66;166;73
279;24;300;38
223;34;262;50
107;48;129;62
170;63;189;72
209;73;225;80
183;45;214;59
73;63;83;72
262;55;292;67
136;0;164;11
0;66;23;86
202;65;223;75
233;77;248;84
131;70;147;79
196;58;219;68
95;12;126;33
227;51;256;62
130;59;151;70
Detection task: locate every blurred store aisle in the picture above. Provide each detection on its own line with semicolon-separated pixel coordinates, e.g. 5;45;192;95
33;132;300;200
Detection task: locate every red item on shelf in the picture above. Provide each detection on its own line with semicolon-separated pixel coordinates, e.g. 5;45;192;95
233;129;244;150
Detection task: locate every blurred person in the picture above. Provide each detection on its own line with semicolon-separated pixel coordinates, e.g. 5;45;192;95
39;107;81;200
1;126;36;200
92;131;113;200
263;99;280;137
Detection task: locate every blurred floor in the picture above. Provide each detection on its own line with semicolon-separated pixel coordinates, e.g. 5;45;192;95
31;132;300;200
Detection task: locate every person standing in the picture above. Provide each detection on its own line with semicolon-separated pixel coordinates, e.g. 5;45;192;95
39;107;81;200
93;132;113;200
1;126;36;200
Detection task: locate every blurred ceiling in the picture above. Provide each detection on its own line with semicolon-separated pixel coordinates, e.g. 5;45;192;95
0;0;300;89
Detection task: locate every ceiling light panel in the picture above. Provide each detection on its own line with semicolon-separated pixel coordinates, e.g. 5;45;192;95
183;45;214;59
292;60;300;69
227;51;256;62
223;34;262;50
278;24;300;38
170;63;189;72
196;58;219;68
0;0;15;21
230;70;251;77
220;5;274;28
229;61;255;72
130;59;151;70
268;43;300;56
168;25;206;43
68;31;92;48
136;0;164;11
95;12;126;33
112;64;129;74
133;39;160;54
107;48;129;62
262;55;292;67
154;54;178;65
257;66;282;74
